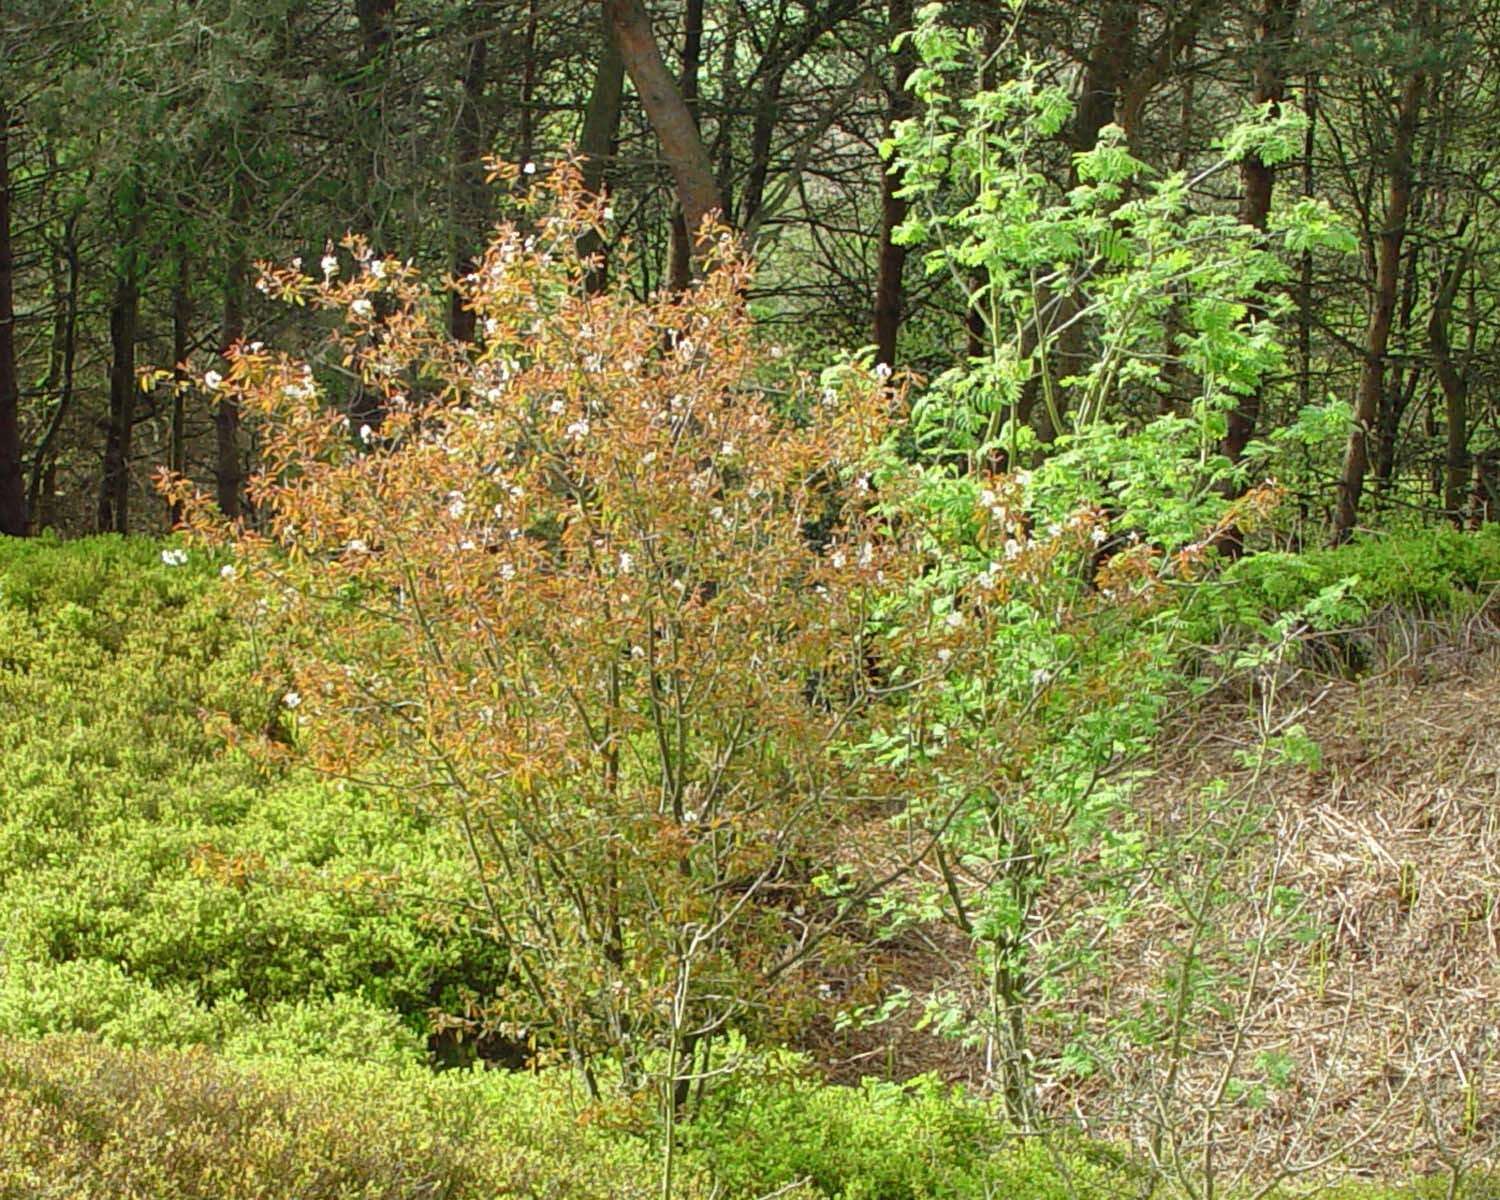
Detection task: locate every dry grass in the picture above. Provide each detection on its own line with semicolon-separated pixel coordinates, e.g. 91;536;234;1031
805;612;1500;1188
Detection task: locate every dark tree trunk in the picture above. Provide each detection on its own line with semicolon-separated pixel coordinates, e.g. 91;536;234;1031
739;69;785;238
98;259;140;534
1334;66;1426;543
519;0;538;166
169;251;191;526
28;210;78;529
450;5;494;342
217;188;248;521
1428;230;1472;523
873;0;915;372
604;0;724;260
1296;75;1317;417
1047;1;1140;443
579;11;626;294
0;101;26;536
352;0;398;245
1071;1;1140;157
667;0;704;291
1221;0;1297;472
1373;220;1426;493
711;12;741;223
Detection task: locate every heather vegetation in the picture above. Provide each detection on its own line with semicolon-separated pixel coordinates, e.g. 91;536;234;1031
2;0;1499;1196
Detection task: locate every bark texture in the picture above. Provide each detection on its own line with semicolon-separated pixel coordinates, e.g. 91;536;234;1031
1333;66;1426;543
604;0;724;257
873;0;915;371
1221;0;1297;470
0;101;26;536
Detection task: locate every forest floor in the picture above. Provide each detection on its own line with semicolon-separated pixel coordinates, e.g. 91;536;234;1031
809;610;1500;1185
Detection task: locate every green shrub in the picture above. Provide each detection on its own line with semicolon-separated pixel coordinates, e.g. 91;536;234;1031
1215;525;1500;629
0;537;503;1063
0;1034;687;1199
685;1064;1123;1200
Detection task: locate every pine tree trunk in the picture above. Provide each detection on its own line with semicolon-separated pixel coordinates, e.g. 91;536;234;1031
873;0;915;372
217;188;248;521
450;5;493;342
98;259;140;534
169;251;191;526
667;0;704;292
0;100;27;536
1428;234;1471;523
1333;67;1426;543
1221;0;1296;470
579;11;626;294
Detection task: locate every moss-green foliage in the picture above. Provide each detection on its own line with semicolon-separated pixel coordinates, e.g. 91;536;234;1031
686;1066;1126;1200
1194;526;1500;638
0;535;503;1065
0;1035;685;1199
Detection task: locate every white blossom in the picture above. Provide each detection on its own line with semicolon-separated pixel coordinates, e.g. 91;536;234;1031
937;648;952;664
321;254;339;279
350;298;374;319
219;564;237;580
203;370;223;391
358;424;374;444
369;259;386;279
566;418;590;440
160;548;188;567
618;551;634;574
282;691;302;709
446;492;467;520
522;161;536;175
945;609;963;629
346;538;369;554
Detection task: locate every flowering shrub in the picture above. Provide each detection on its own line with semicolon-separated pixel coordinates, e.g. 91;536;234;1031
160;167;983;1108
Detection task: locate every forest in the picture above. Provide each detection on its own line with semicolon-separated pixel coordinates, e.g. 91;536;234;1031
0;1;1498;1198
